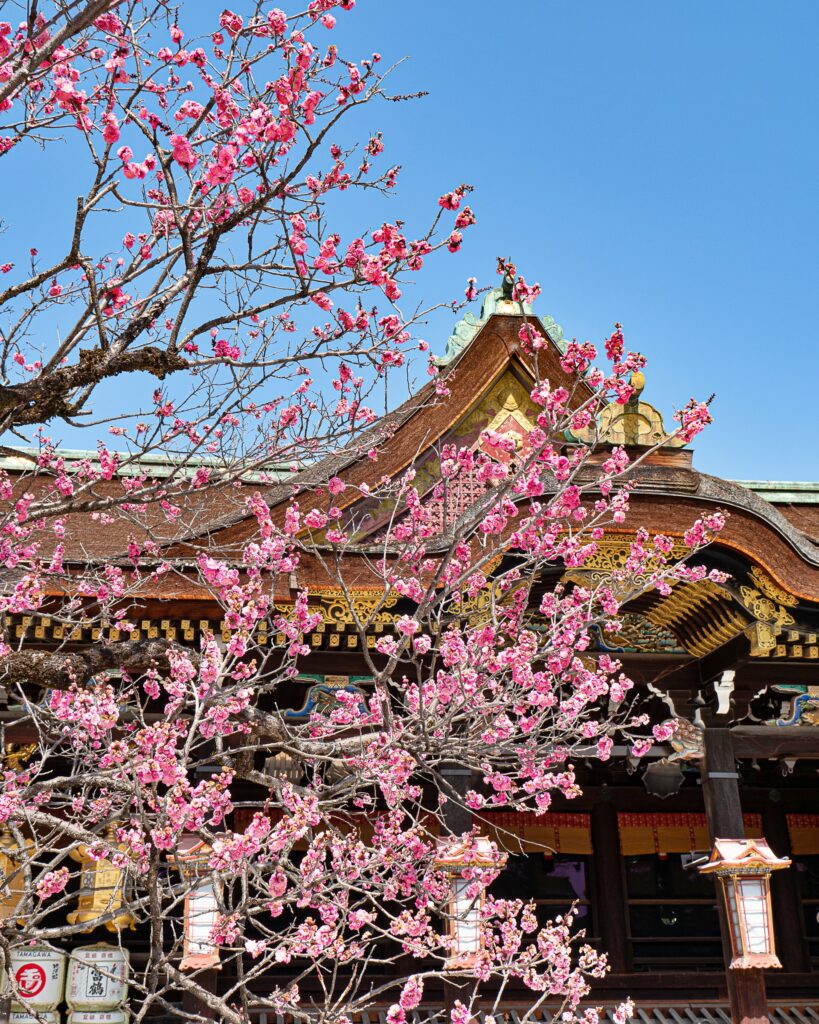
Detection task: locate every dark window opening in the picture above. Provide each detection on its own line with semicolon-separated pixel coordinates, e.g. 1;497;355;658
793;855;819;964
489;854;594;939
625;854;722;971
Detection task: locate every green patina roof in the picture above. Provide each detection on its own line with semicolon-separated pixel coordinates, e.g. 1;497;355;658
433;286;568;367
0;446;295;482
732;480;819;504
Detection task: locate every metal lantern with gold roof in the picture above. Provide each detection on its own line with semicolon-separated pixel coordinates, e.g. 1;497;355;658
0;825;33;925
68;826;135;933
0;746;36;926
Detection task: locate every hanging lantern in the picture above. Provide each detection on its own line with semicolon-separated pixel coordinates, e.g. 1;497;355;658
168;838;221;972
698;837;791;969
68;827;135;934
641;759;685;799
433;835;507;970
2;945;67;1011
0;826;32;924
66;944;129;1012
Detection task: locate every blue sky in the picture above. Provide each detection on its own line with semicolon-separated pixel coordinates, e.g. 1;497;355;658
3;1;817;481
328;0;819;481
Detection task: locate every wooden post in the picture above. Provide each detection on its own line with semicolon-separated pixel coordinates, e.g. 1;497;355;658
181;970;219;1021
440;764;472;1017
590;793;630;973
440;764;471;835
762;789;810;973
701;729;768;1024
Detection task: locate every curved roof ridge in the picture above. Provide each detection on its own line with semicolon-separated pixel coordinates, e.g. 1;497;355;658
697;472;819;566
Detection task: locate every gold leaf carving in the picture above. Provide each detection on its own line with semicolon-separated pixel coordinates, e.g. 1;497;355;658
748;566;799;608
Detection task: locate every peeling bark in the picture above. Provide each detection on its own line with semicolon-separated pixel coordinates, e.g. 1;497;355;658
0;347;189;427
0;639;197;690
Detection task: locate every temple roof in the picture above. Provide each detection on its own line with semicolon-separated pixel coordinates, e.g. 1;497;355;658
6;290;819;702
6;290;819;614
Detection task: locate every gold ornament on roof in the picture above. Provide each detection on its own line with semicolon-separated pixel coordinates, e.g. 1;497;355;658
739;571;797;659
3;744;37;771
748;567;798;608
569;370;686;448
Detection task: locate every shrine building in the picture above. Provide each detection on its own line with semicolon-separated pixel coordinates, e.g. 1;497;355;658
2;285;819;1024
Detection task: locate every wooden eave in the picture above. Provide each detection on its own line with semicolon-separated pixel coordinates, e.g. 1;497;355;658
622;490;819;602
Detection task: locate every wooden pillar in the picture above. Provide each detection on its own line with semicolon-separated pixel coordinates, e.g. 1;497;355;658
440;764;472;835
440;764;472;1016
701;728;768;1024
181;970;219;1021
590;793;630;973
762;789;810;973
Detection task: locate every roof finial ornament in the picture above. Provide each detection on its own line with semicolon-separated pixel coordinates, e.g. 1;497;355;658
567;358;687;449
434;259;566;366
496;256;516;301
628;364;646;405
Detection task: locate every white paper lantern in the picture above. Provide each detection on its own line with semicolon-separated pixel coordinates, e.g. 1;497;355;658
68;1011;129;1024
432;836;507;970
11;1009;60;1024
698;837;791;969
4;946;67;1011
168;839;221;972
66;945;129;1011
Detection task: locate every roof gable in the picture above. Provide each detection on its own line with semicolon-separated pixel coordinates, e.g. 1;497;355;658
167;305;583;555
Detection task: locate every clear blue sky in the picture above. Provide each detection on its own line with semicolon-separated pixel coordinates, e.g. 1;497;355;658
330;0;819;481
3;1;817;481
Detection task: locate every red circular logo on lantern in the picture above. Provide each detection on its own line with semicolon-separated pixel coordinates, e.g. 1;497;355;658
15;963;46;998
